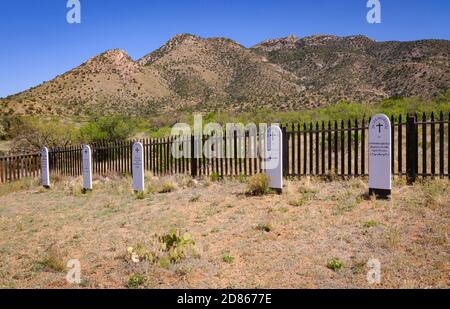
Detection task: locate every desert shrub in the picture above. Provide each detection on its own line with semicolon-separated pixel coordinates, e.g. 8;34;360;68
168;93;450;131
327;258;344;271
126;274;146;288
0;117;11;140
126;230;197;268
0;115;23;141
247;173;269;195
37;246;66;273
159;230;195;262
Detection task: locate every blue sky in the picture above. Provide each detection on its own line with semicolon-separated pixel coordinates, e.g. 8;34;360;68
1;0;449;98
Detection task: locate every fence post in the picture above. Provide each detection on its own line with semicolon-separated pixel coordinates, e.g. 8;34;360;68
191;135;197;178
282;125;289;177
406;116;417;184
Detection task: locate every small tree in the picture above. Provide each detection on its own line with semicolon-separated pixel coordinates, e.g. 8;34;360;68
80;117;135;143
10;117;80;153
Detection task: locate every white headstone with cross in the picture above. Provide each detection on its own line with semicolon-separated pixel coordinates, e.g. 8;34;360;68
369;114;392;199
132;142;145;192
264;125;283;193
41;147;50;188
82;145;93;191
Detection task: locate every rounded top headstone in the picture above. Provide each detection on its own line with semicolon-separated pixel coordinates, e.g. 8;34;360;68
369;114;391;140
264;125;283;191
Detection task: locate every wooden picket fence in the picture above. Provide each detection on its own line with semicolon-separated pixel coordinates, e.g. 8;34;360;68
0;112;449;184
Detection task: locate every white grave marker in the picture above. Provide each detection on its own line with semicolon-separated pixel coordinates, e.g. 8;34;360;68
41;147;50;188
132;142;145;192
82;145;93;191
369;114;392;199
264;125;283;193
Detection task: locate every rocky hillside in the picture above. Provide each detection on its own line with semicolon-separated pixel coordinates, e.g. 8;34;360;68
252;35;450;104
1;34;449;116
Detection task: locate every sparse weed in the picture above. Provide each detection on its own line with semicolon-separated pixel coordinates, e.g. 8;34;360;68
146;183;156;194
288;199;304;207
298;185;319;195
385;227;401;248
210;172;221;182
289;187;317;207
363;220;380;229
393;177;407;187
255;222;273;232
206;202;220;216
222;252;235;264
351;260;367;275
189;194;200;202
127;244;155;263
66;179;84;196
126;273;146;288
421;180;448;209
158;181;176;193
238;174;247;183
135;191;146;200
38;247;65;273
176;175;196;188
333;189;363;215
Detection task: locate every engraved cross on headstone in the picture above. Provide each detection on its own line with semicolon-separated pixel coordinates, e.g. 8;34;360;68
377;123;383;133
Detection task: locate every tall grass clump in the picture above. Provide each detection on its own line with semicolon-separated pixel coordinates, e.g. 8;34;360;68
247;174;270;196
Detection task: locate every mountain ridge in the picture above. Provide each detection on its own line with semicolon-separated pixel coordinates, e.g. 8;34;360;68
1;34;449;116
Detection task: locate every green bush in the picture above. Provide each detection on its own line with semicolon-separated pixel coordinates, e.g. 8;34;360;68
222;252;235;264
126;274;146;288
159;230;195;263
80;116;136;143
327;258;344;271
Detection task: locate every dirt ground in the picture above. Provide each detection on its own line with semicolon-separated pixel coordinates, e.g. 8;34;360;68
0;174;448;289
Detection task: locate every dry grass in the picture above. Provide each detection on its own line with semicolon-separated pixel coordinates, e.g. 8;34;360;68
247;173;270;196
0;175;448;288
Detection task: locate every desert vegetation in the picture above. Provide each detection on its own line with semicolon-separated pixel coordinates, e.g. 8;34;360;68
1;93;449;155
